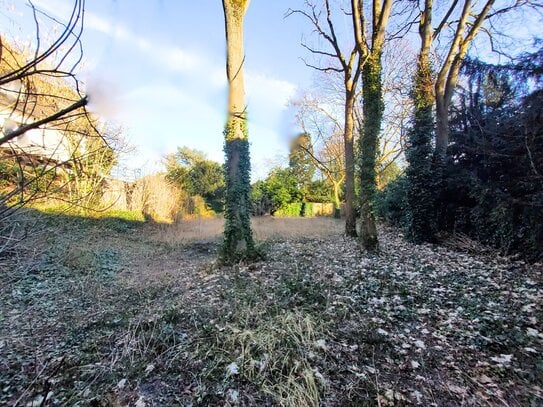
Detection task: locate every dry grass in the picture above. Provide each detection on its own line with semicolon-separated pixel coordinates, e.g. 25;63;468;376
252;216;343;241
208;310;327;407
146;216;344;245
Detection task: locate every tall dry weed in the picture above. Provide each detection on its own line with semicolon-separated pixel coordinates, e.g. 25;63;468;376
129;174;185;223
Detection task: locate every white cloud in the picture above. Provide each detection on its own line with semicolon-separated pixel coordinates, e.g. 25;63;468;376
246;72;297;110
209;67;227;89
84;11;112;34
244;72;298;140
159;48;201;73
116;83;226;163
33;0;201;74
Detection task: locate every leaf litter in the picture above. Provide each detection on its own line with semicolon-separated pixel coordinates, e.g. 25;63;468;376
0;217;541;406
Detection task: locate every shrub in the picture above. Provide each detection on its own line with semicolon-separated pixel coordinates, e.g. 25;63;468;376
301;202;314;217
375;176;408;228
130;174;186;223
275;202;303;217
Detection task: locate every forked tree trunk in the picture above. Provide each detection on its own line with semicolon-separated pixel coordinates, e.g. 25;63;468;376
432;0;496;163
343;88;357;236
221;0;255;263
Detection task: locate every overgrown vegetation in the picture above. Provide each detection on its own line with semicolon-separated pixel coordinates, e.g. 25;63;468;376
381;49;543;261
0;20;119;218
2;213;541;406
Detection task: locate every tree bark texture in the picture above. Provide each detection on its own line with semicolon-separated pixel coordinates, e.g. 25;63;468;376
343;88;357;236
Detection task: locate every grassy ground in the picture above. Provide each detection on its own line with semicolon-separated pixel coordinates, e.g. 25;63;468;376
0;212;542;406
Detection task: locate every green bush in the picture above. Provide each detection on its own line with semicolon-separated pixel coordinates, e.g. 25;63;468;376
375;176;408;228
165;147;225;213
437;55;543;261
251;167;302;215
274;202;303;217
301;202;314;217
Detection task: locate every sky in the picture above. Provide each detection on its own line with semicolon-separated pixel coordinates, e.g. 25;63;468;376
5;0;314;179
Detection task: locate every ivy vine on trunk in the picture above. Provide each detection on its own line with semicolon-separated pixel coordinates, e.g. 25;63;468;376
220;0;256;263
359;53;383;251
357;0;392;251
405;53;436;243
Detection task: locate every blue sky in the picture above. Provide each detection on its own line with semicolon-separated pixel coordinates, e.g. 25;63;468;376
11;0;313;178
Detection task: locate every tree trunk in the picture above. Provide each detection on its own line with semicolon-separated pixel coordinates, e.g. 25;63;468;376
406;50;437;242
434;91;449;162
359;53;382;251
221;0;255;263
333;180;341;218
343;89;357;236
404;0;438;243
433;0;495;163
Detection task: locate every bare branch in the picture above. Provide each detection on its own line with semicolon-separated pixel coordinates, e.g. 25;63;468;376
0;97;88;145
434;0;460;39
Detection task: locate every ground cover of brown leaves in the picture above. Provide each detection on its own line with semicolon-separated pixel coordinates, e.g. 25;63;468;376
0;214;541;406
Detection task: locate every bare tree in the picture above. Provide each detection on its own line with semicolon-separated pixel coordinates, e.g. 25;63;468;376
292;92;346;212
220;0;256;262
369;40;413;191
0;0;125;262
0;0;119;220
0;0;126;236
292;41;412;210
288;0;369;237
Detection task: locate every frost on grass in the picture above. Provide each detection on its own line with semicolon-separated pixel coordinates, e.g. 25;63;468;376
0;218;542;406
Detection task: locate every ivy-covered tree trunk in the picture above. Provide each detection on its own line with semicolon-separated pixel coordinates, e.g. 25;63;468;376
220;0;255;263
344;88;357;236
405;0;437;243
406;54;437;243
359;53;383;251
